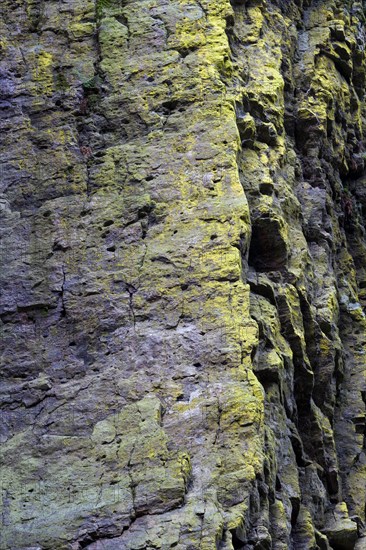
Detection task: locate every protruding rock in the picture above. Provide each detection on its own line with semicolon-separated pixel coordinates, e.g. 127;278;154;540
323;503;359;550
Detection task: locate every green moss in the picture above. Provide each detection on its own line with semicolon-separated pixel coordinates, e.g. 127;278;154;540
81;74;102;91
96;0;113;18
54;72;69;91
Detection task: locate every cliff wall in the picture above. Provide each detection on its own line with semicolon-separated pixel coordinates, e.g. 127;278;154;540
0;0;365;548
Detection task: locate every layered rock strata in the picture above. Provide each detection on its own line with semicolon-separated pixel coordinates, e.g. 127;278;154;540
0;0;365;549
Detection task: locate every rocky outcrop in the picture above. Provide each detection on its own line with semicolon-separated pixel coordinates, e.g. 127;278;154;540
0;0;365;549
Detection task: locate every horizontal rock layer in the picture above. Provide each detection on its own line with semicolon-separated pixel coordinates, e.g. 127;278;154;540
0;0;365;549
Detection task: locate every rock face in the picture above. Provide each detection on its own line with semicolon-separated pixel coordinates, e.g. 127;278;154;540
0;0;365;548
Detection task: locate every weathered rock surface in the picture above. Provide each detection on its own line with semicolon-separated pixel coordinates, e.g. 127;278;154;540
0;0;365;549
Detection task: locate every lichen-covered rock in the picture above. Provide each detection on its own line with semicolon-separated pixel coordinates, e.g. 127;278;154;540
323;503;358;550
0;0;365;549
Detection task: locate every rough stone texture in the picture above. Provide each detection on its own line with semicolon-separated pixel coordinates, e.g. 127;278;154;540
0;0;365;549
